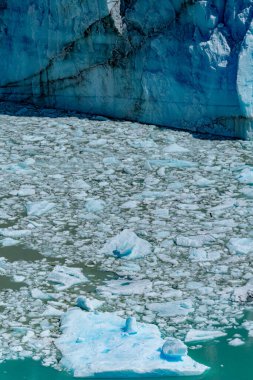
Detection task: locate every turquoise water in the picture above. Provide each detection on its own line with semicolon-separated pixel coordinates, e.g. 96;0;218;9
1;331;252;380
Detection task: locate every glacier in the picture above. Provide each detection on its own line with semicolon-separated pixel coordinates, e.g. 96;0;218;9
56;309;208;377
0;0;253;138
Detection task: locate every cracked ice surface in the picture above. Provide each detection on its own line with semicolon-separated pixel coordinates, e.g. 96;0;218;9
0;102;253;371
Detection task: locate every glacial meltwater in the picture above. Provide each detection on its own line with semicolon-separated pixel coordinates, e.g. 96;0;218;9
0;102;253;378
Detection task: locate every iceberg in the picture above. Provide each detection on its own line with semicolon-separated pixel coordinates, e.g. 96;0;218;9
56;309;208;377
1;1;252;138
102;229;151;259
76;296;104;312
47;266;88;291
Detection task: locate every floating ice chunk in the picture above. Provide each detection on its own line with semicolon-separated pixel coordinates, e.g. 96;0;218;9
124;317;138;335
227;238;253;255
48;266;88;290
2;162;33;174
56;309;208;378
240;187;253;198
189;248;220;261
0;238;19;247
26;201;56;217
31;288;55;301
147;159;197;169
231;279;253;302
0;229;31;238
89;139;107;147
163;144;189;154
102;229;151;259
236;167;253;184
185;329;227;343
176;235;215;248
147;299;194;317
242;321;253;337
72;180;91;190
103;156;120;166
42;306;63;317
76;296;104;311
195;177;214;187
228;338;245;347
85;199;105;213
128;139;157;149
161;338;188;360
13;275;25;282
120;201;138;209
17;187;36;196
98;279;152;296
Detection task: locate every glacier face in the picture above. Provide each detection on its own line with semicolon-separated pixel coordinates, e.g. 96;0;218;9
0;0;253;138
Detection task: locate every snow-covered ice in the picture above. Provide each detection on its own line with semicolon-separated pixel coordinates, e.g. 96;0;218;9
56;309;208;377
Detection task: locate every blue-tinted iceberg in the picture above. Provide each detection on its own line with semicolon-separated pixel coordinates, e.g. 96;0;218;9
0;1;253;138
102;229;151;259
56;309;208;377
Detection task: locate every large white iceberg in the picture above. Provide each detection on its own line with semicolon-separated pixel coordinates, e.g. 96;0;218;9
56;309;208;378
102;229;151;259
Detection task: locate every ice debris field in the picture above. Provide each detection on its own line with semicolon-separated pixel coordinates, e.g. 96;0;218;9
0;102;253;376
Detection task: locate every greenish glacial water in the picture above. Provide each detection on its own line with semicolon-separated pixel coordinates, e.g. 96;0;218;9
0;331;252;380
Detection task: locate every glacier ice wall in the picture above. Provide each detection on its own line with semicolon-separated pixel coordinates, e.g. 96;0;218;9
0;0;252;138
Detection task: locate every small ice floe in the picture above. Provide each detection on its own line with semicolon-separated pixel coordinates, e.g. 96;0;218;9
236;167;253;184
16;187;36;197
71;179;91;190
47;266;88;290
163;144;189;154
0;229;31;238
31;288;56;301
56;309;208;377
189;248;220;261
76;296;104;312
175;235;215;248
231;279;253;302
42;306;63;317
97;279;152;296
102;229;151;259
228;338;245;347
26;201;56;217
227;238;253;255
120;201;138;209
0;238;19;247
240;187;253;198
147;159;197;169
195;177;214;187
242;321;253;337
147;299;194;317
185;329;227;343
85;199;105;213
128;139;157;149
